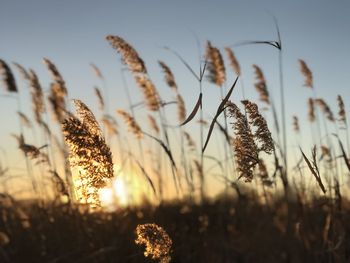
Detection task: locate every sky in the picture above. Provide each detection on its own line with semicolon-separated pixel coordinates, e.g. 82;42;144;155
0;0;350;199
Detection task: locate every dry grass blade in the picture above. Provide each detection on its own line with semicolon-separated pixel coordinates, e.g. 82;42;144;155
215;120;232;146
333;134;350;172
106;35;147;74
134;159;157;197
202;77;238;153
142;131;177;171
180;93;202;126
163;46;199;81
50;170;69;197
300;147;326;193
0;59;17;92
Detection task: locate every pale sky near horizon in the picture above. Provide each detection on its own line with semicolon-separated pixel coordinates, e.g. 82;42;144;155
0;0;350;199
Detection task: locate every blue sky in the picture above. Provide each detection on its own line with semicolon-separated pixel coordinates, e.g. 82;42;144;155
1;0;350;198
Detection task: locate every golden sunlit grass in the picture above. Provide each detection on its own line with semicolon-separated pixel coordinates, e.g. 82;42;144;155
0;27;350;262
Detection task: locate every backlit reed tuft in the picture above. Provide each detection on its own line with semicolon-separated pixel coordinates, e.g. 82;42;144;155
28;69;45;124
0;59;17;92
307;98;315;122
159;61;177;91
242;100;274;154
134;75;160;111
205;41;226;86
62;100;114;206
225;47;241;76
315;98;335;122
337;95;346;125
299;59;313;88
252;65;270;105
117;109;143;139
147;115;160;134
227;101;258;182
106;35;147;74
292;115;300;133
135;223;172;263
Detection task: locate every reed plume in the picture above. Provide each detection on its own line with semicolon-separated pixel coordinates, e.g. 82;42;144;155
159;61;177;91
184;131;196;152
43;58;67;95
242;100;274;154
134;75;160;111
205;41;226;86
315;98;335;122
94;86;105;111
62;100;114;206
252;65;270;105
48;83;67;123
147;115;160;134
28;69;45;124
17;112;32;128
292;115;300;133
12;62;30;81
176;94;186;123
106;35;147;74
102;115;119;136
337;95;346;125
12;134;46;161
227;101;258;182
299;59;313;88
0;59;17;92
135;223;172;263
90;63;104;80
225;47;241;76
117;109;143;139
307;98;316;122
